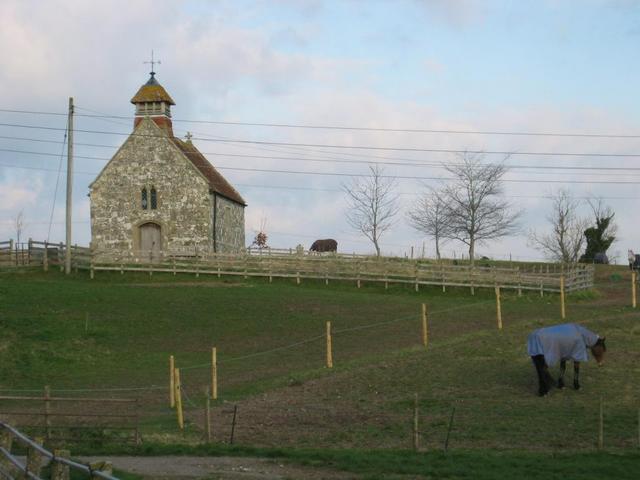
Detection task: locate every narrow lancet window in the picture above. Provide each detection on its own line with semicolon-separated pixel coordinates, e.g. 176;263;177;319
150;187;157;210
141;187;148;210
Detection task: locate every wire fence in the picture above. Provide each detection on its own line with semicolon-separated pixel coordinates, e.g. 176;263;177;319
0;259;635;452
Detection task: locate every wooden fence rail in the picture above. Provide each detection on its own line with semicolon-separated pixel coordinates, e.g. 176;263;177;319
80;250;594;294
0;393;141;446
0;239;595;293
0;422;118;480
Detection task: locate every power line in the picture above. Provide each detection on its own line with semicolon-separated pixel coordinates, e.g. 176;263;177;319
4;121;640;158
3;106;640;139
4;148;640;184
5;134;640;173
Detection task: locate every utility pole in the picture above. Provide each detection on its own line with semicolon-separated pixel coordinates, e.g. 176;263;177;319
65;97;74;275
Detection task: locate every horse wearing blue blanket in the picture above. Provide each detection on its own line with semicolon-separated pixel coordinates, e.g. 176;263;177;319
527;323;606;397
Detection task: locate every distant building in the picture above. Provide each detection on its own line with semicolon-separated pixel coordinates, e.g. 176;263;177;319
89;72;246;258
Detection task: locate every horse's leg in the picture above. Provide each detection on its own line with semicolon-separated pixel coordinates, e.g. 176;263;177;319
532;355;548;396
558;359;566;389
573;361;580;390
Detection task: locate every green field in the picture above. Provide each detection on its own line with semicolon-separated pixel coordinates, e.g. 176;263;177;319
1;266;639;478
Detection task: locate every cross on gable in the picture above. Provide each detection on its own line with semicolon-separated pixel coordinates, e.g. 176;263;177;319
185;132;193;141
144;50;161;75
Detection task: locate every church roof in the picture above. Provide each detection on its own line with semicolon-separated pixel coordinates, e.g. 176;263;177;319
130;73;176;105
171;137;247;206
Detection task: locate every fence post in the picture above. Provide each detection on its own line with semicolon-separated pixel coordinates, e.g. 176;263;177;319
90;259;95;280
495;286;502;330
413;393;419;451
59;242;64;272
211;347;218;400
43;241;49;272
560;276;566;320
205;394;212;443
51;449;70;480
44;385;52;440
25;436;45;478
421;303;428;348
598;395;604;450
326;321;333;369
632;272;637;309
175;368;184;430
90;461;113;479
169;355;175;408
28;238;32;265
0;430;13;473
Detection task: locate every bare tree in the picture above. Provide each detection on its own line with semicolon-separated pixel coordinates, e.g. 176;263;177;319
342;165;400;257
406;187;451;260
440;153;520;265
529;189;587;263
14;210;25;245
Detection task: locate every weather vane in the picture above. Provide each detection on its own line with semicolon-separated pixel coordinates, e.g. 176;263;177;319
144;50;161;75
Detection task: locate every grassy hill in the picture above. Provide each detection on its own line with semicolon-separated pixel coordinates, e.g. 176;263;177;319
1;266;639;477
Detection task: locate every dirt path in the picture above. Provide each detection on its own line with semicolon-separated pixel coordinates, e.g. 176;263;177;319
79;456;357;480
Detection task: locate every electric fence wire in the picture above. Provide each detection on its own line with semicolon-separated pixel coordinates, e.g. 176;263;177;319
180;298;497;371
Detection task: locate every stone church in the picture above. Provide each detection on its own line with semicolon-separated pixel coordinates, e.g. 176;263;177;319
89;72;246;258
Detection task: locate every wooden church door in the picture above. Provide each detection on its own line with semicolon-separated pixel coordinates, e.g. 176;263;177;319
139;222;162;261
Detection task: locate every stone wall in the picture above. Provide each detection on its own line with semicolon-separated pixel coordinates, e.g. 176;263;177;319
90;118;213;256
213;194;245;253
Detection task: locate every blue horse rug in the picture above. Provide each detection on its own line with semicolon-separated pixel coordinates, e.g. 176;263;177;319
527;323;599;366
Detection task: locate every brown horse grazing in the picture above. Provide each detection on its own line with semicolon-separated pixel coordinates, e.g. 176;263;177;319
310;239;338;253
527;323;606;397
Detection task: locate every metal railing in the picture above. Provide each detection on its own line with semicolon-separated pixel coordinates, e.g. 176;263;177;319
0;422;118;479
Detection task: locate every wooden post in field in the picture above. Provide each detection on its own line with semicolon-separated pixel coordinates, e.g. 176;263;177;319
51;449;70;480
211;347;218;400
326;321;333;369
413;393;419;451
0;430;13;473
43;241;49;272
169;355;175;408
175;368;184;430
90;461;113;478
560;276;566;320
598;395;604;450
26;436;45;478
205;394;212;443
495;286;502;330
632;272;637;308
421;303;428;348
44;385;51;440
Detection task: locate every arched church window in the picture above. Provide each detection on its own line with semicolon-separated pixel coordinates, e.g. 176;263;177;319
141;187;148;210
150;187;157;210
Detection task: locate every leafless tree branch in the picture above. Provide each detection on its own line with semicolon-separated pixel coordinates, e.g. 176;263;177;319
342;165;400;257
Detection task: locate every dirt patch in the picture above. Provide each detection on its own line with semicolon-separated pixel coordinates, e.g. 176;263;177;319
79;456;356;479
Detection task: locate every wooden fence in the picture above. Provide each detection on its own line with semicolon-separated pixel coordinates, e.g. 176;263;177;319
0;239;595;293
0;392;141;446
0;422;117;479
0;240;89;270
79;249;593;294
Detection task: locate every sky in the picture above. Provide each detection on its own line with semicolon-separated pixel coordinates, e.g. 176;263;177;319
1;0;640;262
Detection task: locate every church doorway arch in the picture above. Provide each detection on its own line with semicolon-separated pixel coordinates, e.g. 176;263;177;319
138;222;162;261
